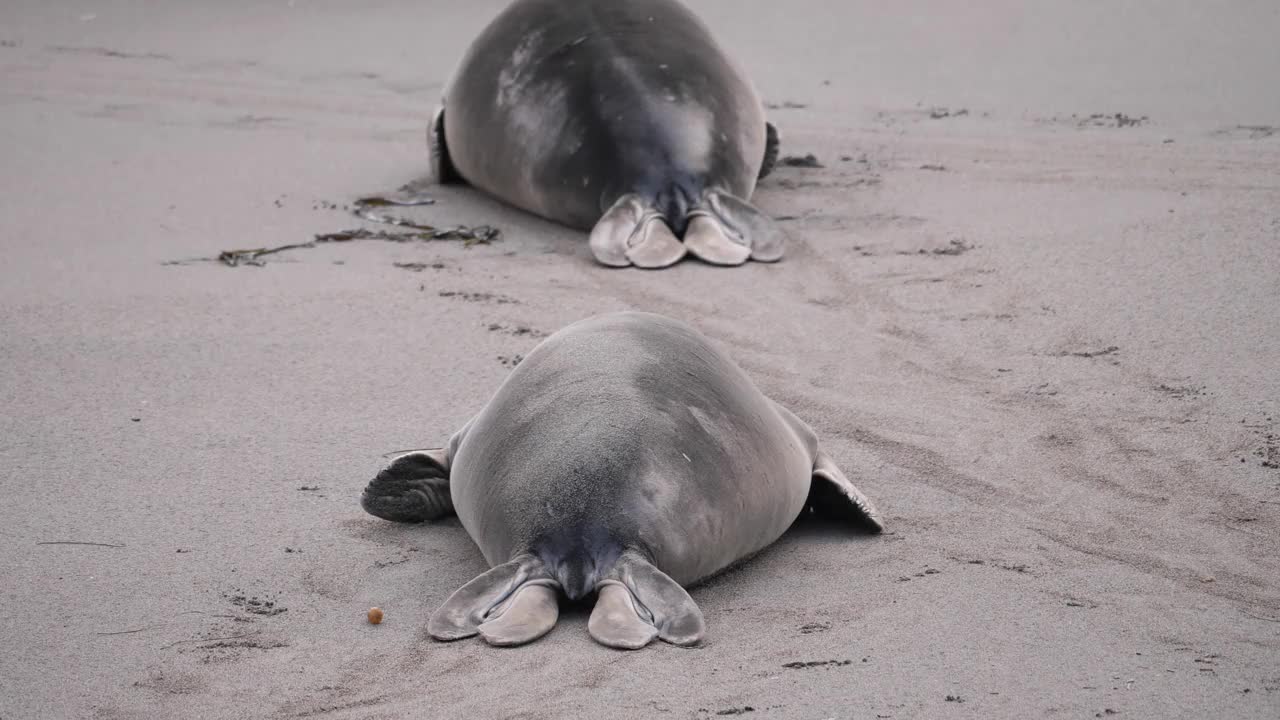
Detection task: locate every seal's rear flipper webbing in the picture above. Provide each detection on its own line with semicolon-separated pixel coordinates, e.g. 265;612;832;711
588;582;659;649
683;189;787;265
428;556;560;646
587;552;704;650
477;580;560;646
682;212;750;266
589;194;687;268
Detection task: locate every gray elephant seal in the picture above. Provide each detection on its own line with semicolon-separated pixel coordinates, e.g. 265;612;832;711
360;312;883;649
429;0;787;268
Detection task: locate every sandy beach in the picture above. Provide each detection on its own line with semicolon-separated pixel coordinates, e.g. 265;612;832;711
2;1;1278;718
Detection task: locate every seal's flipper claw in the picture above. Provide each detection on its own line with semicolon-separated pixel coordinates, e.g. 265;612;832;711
594;552;704;648
702;190;788;263
428;105;460;184
589;194;686;268
683;213;751;266
588;582;659;650
759;121;780;180
360;450;454;522
428;557;554;642
808;450;885;533
478;581;560;647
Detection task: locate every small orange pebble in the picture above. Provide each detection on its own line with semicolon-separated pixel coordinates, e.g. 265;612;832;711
367;607;384;625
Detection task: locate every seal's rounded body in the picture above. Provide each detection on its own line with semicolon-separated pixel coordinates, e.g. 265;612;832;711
452;313;811;590
430;0;788;268
361;312;882;649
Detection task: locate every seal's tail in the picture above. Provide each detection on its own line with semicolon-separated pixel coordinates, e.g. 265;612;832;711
654;183;694;236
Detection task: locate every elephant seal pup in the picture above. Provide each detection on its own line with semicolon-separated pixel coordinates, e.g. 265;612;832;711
360;312;883;649
429;0;788;268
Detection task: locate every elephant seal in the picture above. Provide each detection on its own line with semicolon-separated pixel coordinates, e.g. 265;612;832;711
429;0;788;268
360;312;883;649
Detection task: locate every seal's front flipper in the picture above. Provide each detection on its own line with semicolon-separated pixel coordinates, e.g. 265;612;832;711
360;449;453;522
428;105;460;184
758;121;780;180
589;194;687;268
768;399;884;532
588;552;704;649
808;450;885;533
429;556;560;645
683;189;787;265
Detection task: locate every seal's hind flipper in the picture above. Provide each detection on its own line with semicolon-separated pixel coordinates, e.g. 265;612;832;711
360;449;454;522
429;556;560;646
428;105;460;184
682;212;750;266
683;189;788;265
589;194;687;268
758;121;780;180
808;450;884;533
588;582;659;649
588;552;704;649
477;581;560;646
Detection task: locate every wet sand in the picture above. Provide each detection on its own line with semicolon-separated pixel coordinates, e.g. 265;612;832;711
1;1;1278;718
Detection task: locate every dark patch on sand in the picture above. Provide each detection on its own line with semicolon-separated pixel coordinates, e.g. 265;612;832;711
48;45;171;61
1078;113;1148;128
438;290;519;304
1156;383;1205;399
1213;125;1277;140
779;154;824;168
165;224;498;267
486;323;547;338
394;261;446;272
224;591;286;617
798;621;831;634
1056;346;1120;359
900;239;974;257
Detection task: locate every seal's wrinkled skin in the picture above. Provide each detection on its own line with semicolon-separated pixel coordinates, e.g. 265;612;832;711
361;312;883;649
429;0;788;268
